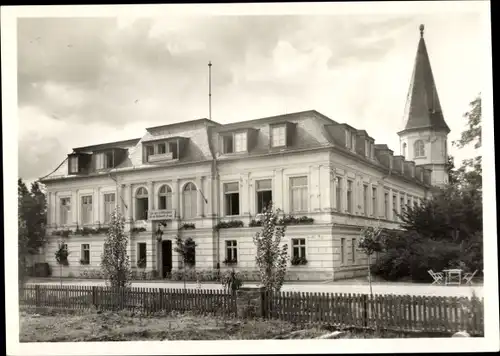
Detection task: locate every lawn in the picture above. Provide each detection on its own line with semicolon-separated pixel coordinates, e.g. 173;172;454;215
19;310;418;342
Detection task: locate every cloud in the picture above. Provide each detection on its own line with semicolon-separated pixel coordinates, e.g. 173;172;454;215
17;12;485;181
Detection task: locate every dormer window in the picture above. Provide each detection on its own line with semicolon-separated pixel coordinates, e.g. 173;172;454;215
351;133;356;151
234;132;247;152
271;125;286;147
222;132;247;154
95;151;114;170
364;140;370;157
144;138;184;163
345;129;351;148
69;156;79;174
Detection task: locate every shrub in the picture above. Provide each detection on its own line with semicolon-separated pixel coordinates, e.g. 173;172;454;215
131;227;147;233
137;258;146;269
220;269;244;293
372;230;463;282
180;223;196;230
215;220;244;229
277;215;314;226
291;256;308;266
249;219;262;227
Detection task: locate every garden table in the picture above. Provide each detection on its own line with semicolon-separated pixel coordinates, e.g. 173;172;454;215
443;269;462;286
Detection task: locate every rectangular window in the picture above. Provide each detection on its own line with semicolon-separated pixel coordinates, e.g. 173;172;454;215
407;198;411;209
103;193;115;224
69;156;79;173
363;185;368;216
370;144;375;159
146;145;154;160
345;130;351;148
168;141;178;159
224;182;240;216
351;133;357;151
137;243;147;266
157;143;166;154
384;191;389;218
365;140;370;156
400;196;405;214
392;194;397;220
95;152;113;170
340;238;346;264
223;135;234;154
59;197;71;226
256;179;273;213
292;238;306;259
81;244;90;265
271;125;286;147
234;132;247;152
225;240;238;262
352;238;356;263
81;195;93;225
347;180;353;213
336;177;342;211
290;176;308;213
372;187;377;217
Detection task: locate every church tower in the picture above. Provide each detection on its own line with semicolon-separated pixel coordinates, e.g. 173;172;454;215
398;24;451;187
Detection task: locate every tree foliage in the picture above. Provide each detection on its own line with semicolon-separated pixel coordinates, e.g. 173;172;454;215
374;94;483;281
174;236;197;267
100;208;131;289
253;204;289;293
453;94;482;149
55;241;69;266
18;178;47;254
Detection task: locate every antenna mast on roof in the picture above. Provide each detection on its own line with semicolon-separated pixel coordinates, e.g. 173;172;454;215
208;61;212;121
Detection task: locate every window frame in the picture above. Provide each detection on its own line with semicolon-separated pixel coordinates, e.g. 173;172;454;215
292;238;306;259
135;187;149;221
371;186;377;217
69;156;79;174
182;182;198;219
137;243;147;266
340;238;346;265
158;184;173;211
351;238;356;263
363;184;369;216
225;240;238;263
289;176;308;213
103;193;116;224
271;125;287;148
335;177;342;211
81;195;93;225
233;131;247;153
414;140;425;158
81;243;90;265
256;179;273;214
346;180;354;214
223;182;240;216
59;197;71;226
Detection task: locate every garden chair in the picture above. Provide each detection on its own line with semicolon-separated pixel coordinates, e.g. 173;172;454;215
428;269;444;285
462;269;478;285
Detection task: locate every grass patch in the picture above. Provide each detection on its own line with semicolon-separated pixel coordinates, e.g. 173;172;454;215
19;309;442;342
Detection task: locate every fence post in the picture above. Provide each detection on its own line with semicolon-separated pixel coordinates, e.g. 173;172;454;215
261;289;268;319
362;294;368;328
159;289;164;311
92;286;97;308
35;285;40;307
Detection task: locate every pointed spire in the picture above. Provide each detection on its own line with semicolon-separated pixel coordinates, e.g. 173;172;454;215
399;25;450;135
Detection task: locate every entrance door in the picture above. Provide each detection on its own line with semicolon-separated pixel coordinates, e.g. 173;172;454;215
162;240;172;278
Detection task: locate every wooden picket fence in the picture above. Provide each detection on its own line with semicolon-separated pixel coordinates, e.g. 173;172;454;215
19;285;484;335
263;292;484;335
20;285;237;317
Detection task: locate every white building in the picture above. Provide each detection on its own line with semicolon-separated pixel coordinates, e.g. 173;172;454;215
39;25;450;281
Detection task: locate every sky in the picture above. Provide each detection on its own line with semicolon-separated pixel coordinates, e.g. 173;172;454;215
16;5;488;183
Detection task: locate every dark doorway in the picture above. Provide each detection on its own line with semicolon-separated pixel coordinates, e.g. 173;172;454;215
162;240;172;278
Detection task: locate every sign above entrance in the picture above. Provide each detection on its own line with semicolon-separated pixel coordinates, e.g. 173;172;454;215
148;209;176;220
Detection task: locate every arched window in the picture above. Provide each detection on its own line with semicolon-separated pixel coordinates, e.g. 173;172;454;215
414;140;425;158
158;185;172;210
135;187;149;220
182;182;197;219
402;142;407;158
